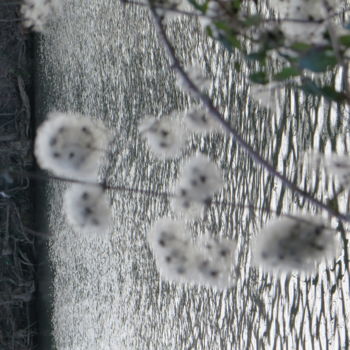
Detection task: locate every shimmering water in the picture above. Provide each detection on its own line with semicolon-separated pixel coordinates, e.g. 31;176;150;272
36;1;350;349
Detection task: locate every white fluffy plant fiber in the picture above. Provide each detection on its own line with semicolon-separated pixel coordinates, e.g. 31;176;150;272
181;154;223;199
138;115;186;159
148;218;235;289
35;111;110;180
270;0;341;44
63;184;111;235
21;0;62;32
148;218;193;283
184;106;222;134
171;154;223;218
251;215;339;275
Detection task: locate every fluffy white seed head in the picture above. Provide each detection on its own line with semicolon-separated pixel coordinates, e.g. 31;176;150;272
269;0;341;45
281;21;328;46
251;215;339;274
171;154;223;218
138;116;186;159
148;219;235;289
191;252;233;289
63;184;112;235
171;180;206;219
192;235;237;289
269;0;338;17
20;0;61;32
35;111;110;180
148;218;193;283
184;106;222;133
200;236;237;262
148;218;189;254
181;154;223;201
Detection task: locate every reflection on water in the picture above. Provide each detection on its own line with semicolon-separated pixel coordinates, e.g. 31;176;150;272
36;0;350;349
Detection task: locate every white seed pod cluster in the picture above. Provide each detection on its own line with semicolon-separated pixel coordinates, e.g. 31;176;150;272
148;218;192;283
171;154;223;218
184;106;222;134
172;181;206;219
251;215;339;274
63;184;112;235
138;116;186;159
20;0;61;32
148;218;236;289
270;0;340;44
200;236;237;262
35;111;110;180
176;65;211;94
196;236;237;288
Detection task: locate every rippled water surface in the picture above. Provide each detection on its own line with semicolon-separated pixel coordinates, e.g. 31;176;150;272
36;1;350;349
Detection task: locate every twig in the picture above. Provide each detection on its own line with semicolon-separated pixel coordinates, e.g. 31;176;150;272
12;169;304;218
0;18;22;22
13;169;171;199
121;0;350;25
121;0;208;18
148;5;350;223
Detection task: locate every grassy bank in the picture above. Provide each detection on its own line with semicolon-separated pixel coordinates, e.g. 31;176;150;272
0;3;51;349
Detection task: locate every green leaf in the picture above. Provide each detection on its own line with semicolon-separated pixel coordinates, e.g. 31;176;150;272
234;61;241;72
300;79;321;95
339;35;350;47
243;15;262;27
299;48;337;72
212;22;241;50
187;0;208;12
273;67;299;81
299;79;346;103
249;71;268;84
214;20;230;31
218;35;241;51
319;86;346;103
230;0;241;12
246;51;266;62
290;42;312;52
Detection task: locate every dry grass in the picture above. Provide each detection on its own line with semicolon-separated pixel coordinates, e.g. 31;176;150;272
0;2;38;349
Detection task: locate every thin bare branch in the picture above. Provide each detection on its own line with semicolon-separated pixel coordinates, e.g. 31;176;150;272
148;4;350;223
121;0;207;18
